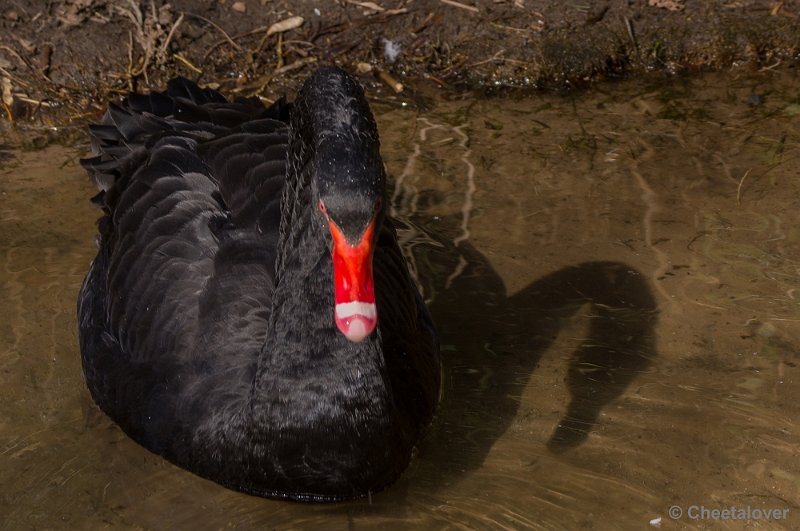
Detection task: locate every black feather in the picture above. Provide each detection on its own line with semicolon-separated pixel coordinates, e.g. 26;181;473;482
78;67;440;502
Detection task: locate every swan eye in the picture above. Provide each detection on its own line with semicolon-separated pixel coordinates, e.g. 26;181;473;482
374;197;382;213
318;200;327;215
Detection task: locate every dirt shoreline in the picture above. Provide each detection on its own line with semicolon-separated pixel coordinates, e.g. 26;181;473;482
1;0;799;130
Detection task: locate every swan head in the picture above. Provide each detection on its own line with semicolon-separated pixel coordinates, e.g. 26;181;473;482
294;67;385;342
316;151;383;343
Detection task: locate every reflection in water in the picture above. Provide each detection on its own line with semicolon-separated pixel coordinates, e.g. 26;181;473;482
2;71;800;528
390;116;478;292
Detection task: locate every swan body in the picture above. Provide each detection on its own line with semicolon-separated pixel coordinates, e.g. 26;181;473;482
78;67;440;501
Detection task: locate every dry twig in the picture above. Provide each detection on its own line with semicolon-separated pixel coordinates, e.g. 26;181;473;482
440;0;479;13
158;13;185;61
736;168;752;205
376;69;403;92
274;56;317;75
346;1;385;12
173;53;202;73
186;12;242;51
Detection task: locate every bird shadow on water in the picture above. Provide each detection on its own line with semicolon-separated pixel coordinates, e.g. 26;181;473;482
387;211;659;500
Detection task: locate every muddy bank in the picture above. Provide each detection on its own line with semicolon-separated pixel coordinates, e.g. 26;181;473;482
1;0;799;127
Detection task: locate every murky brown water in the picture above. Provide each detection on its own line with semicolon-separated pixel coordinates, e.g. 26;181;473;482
2;70;799;529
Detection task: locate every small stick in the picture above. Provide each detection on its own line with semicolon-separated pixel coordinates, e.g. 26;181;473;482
468;49;505;67
173;53;202;73
440;0;478;12
283;40;314;47
276;31;284;69
2;43;52;85
158;12;185;60
274;56;317;75
1;76;12;121
736;168;752;206
0;65;30;89
185;12;242;51
0;45;36;76
490;22;534;34
126;30;135;90
251;17;305;60
346;0;385;11
412;12;436;34
759;60;782;71
14;95;56;107
376;69;403;93
423;72;447;87
624;16;642;64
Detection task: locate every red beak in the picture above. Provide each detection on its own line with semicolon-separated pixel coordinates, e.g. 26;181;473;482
328;217;377;342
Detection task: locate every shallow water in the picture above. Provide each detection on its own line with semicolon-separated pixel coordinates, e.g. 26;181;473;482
2;70;799;529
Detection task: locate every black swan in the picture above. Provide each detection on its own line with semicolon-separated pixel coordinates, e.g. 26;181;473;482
78;67;441;502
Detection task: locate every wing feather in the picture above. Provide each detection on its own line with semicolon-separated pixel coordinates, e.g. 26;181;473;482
81;84;289;373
